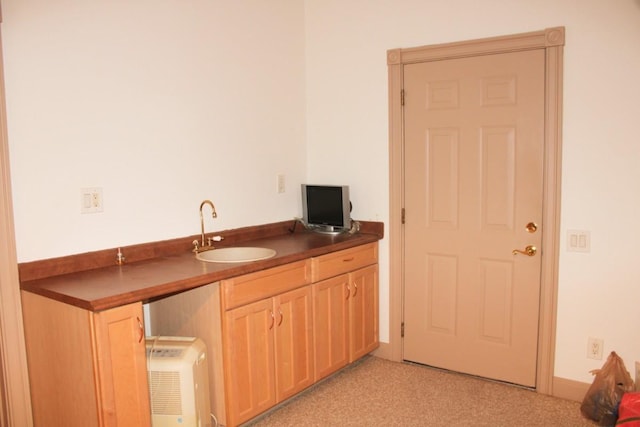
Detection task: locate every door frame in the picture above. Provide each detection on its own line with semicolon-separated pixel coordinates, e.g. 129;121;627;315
0;16;35;426
387;27;564;394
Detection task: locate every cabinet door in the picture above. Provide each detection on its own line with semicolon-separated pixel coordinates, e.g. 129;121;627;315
274;286;314;401
93;302;151;427
349;264;379;361
224;298;276;426
313;275;349;381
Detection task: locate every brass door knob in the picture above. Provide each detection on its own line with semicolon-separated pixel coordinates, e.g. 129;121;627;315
525;222;538;233
512;245;537;256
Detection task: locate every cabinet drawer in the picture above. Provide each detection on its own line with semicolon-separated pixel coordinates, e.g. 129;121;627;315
221;260;311;310
311;243;378;282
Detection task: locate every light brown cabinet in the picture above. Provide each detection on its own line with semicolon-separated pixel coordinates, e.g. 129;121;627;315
20;227;380;427
223;285;314;425
19;241;377;427
220;260;313;426
152;243;378;426
312;243;379;380
21;291;151;427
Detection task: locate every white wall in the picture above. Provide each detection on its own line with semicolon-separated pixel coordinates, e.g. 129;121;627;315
304;0;640;384
4;0;640;387
2;0;307;261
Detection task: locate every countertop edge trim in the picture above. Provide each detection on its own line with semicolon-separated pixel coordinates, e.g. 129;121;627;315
20;224;382;312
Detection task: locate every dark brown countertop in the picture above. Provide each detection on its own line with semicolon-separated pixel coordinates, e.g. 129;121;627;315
19;220;383;312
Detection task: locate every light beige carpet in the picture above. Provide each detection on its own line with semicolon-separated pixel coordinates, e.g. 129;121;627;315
247;356;596;427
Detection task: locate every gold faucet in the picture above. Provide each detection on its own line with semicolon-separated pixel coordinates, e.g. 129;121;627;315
198;199;217;248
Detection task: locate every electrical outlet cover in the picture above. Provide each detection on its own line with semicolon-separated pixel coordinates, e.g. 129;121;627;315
80;187;103;214
587;337;604;360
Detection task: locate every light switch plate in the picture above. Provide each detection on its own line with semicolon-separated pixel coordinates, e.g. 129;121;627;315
567;230;590;252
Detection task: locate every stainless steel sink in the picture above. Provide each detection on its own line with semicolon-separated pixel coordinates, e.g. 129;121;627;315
196;247;277;263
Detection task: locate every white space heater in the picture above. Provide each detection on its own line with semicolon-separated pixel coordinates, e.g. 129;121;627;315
146;336;212;427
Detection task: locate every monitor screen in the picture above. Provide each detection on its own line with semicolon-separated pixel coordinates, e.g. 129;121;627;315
301;184;351;233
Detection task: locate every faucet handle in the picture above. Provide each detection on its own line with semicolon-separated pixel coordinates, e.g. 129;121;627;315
116;248;125;265
192;240;200;253
206;235;224;246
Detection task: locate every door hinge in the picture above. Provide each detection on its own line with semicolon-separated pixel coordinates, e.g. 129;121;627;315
401;322;405;338
401;208;405;224
401;89;405;106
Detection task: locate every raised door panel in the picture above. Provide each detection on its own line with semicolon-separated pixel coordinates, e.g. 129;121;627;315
312;275;349;381
349;265;379;362
93;302;151;427
274;286;314;402
224;298;276;426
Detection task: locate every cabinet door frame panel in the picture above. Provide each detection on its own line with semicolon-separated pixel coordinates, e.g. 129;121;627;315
274;286;315;401
223;298;276;425
349;265;379;362
313;275;350;381
93;302;151;427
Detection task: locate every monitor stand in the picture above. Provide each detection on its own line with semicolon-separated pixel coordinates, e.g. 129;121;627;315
308;225;345;235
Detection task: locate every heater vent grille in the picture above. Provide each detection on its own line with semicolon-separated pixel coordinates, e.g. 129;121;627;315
149;370;183;415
